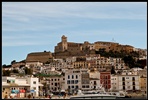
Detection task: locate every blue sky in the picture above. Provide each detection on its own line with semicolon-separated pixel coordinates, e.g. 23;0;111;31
2;2;147;65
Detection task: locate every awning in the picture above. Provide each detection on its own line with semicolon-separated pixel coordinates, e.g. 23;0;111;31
20;89;26;93
61;90;65;92
30;90;36;93
11;90;19;93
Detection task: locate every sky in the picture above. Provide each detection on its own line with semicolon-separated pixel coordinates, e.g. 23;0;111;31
2;2;147;65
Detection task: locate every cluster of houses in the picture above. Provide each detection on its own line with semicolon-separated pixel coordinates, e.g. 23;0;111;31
2;54;147;98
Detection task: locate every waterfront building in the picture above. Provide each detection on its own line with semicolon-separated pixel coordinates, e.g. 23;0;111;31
2;76;43;98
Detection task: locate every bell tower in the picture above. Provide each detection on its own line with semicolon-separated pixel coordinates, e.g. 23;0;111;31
61;35;68;51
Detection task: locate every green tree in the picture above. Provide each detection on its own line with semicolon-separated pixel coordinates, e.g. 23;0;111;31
19;65;24;69
3;70;11;76
122;55;136;68
24;67;32;75
12;69;19;73
2;64;7;68
11;60;16;65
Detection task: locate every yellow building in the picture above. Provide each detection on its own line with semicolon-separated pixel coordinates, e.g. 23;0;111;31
2;85;11;99
140;76;147;94
73;61;88;69
94;41;117;52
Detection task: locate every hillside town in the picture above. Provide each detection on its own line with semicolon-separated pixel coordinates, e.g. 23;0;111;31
2;35;147;99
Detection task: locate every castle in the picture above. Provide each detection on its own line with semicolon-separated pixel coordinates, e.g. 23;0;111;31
53;35;134;59
26;35;134;62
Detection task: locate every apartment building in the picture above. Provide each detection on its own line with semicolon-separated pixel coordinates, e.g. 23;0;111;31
65;57;77;69
96;57;111;71
140;76;147;94
87;60;97;70
118;75;140;92
65;69;89;94
89;78;100;90
81;69;90;91
100;71;111;91
73;61;88;69
45;75;65;93
2;76;43;98
110;75;119;92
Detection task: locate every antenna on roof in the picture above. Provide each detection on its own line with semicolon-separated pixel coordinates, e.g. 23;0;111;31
112;38;116;42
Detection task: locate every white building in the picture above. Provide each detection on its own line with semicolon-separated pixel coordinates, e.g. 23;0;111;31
110;75;119;92
65;69;88;93
118;75;140;91
89;78;100;90
2;76;43;98
66;57;77;63
25;61;43;68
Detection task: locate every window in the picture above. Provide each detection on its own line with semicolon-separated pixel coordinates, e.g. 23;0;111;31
68;86;70;89
94;86;96;89
122;77;125;81
55;83;57;86
122;82;125;85
67;80;70;84
82;86;85;88
133;86;135;90
33;87;36;90
123;86;125;90
75;80;78;84
58;79;59;81
72;86;74;88
86;85;89;88
33;81;36;84
68;75;70;79
52;79;53;81
3;88;5;91
126;77;129;79
7;80;10;83
63;78;65;80
55;79;56;81
132;77;135;81
72;75;74;79
76;75;78;79
71;80;74;84
76;86;78;89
